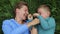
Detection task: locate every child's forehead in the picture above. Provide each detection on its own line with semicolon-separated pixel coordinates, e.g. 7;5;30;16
40;7;50;11
38;8;50;14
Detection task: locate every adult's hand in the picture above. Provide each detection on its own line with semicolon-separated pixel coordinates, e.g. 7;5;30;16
27;18;39;27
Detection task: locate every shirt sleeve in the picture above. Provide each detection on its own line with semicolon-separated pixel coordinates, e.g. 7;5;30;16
2;20;28;34
26;20;33;30
37;16;56;30
26;19;32;23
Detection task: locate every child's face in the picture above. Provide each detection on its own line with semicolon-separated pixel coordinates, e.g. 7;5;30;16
37;8;50;18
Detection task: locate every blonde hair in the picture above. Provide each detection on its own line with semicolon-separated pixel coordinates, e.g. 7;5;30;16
38;4;51;11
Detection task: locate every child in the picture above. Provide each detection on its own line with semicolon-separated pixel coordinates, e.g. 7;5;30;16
33;4;56;34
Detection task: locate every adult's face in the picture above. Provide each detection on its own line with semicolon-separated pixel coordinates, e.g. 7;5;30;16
16;5;29;20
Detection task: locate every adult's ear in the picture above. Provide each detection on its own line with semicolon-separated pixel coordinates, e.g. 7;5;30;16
16;8;20;13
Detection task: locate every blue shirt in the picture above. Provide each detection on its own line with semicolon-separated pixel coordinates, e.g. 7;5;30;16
2;19;30;34
35;16;56;34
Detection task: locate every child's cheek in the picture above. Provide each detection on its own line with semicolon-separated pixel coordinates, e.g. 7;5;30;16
41;13;47;16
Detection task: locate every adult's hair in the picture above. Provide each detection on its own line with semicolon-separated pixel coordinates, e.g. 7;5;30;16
13;1;28;17
14;1;28;11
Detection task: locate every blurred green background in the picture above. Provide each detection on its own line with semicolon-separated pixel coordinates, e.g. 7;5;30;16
0;0;60;34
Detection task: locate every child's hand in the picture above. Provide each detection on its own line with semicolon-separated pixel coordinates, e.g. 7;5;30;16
33;13;40;17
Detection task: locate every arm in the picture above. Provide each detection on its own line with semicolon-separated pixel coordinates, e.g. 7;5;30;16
31;27;38;34
2;19;39;34
2;20;28;34
37;16;56;30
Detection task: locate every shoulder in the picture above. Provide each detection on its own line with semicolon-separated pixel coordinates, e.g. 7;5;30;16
2;19;13;25
49;17;56;24
50;17;56;26
50;17;55;21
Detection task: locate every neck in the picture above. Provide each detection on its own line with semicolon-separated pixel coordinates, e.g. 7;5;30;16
15;16;24;24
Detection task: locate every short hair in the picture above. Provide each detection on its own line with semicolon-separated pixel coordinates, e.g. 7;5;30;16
13;1;28;17
37;4;51;12
14;1;28;11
